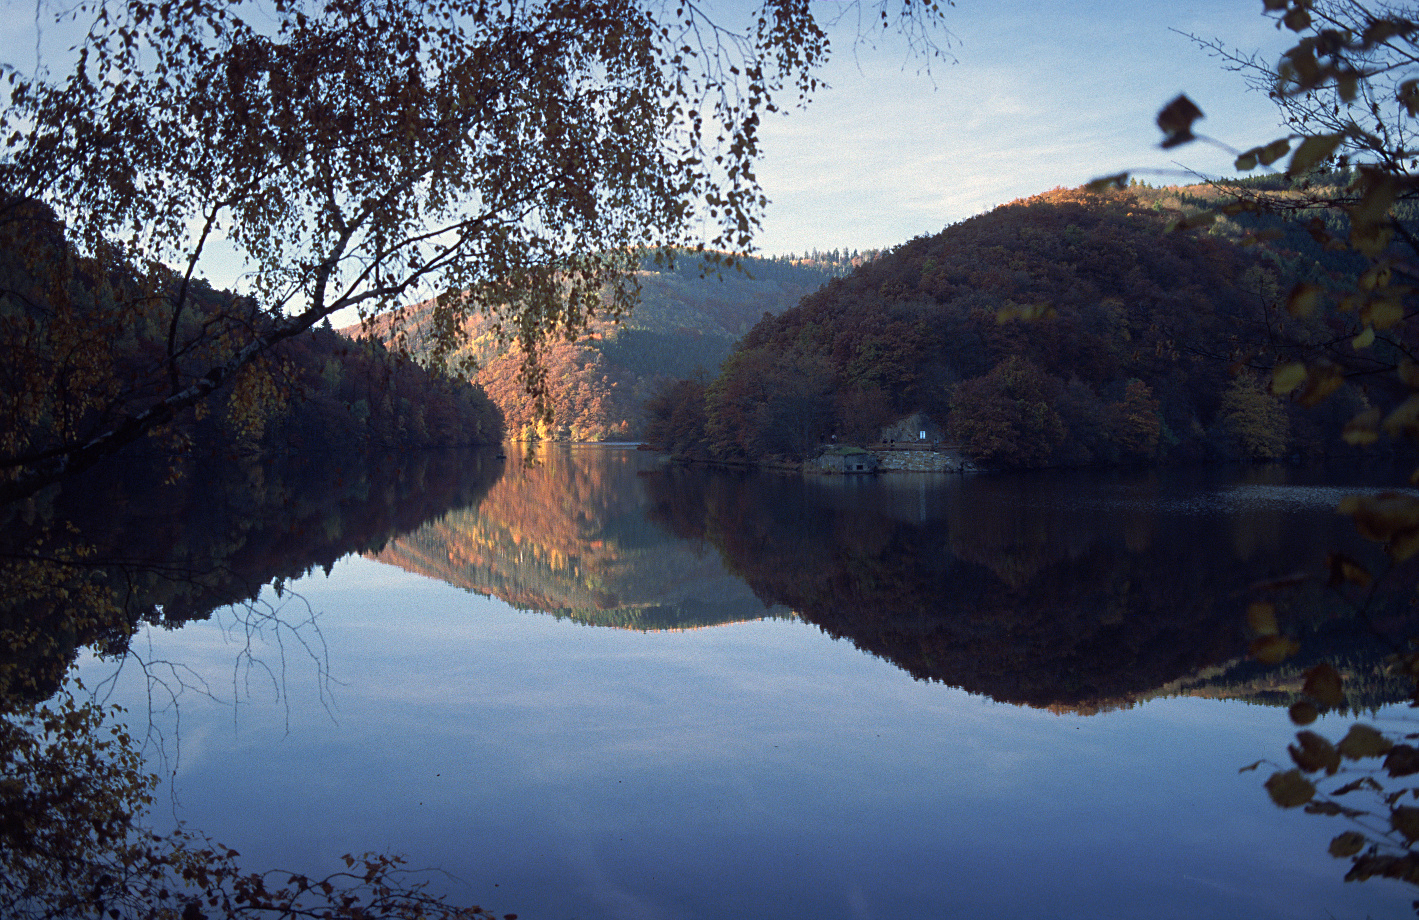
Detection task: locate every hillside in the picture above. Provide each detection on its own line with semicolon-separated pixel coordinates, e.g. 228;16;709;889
648;183;1414;468
0;196;504;473
352;250;865;441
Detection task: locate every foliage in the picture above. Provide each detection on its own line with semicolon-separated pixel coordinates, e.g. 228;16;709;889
1220;373;1291;460
648;182;1380;467
644;377;713;459
947;355;1067;468
1;682;508;920
0;0;947;497
0;200;502;512
366;249;852;440
1147;0;1419;898
704;345;835;461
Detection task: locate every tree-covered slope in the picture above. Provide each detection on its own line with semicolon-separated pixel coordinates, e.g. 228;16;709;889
654;185;1399;467
360;250;865;441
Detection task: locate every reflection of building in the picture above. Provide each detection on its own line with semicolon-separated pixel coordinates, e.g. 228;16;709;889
809;449;879;474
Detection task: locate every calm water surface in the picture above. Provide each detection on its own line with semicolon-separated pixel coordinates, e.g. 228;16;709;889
75;446;1419;920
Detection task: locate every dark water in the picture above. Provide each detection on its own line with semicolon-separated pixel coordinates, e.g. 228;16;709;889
44;446;1419;918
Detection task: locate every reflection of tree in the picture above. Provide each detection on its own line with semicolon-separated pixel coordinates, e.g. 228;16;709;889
373;445;780;627
0;448;502;705
642;464;1412;710
0;448;507;919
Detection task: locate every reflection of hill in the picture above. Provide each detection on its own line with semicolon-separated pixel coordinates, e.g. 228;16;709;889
371;445;783;628
642;464;1417;711
0;448;503;703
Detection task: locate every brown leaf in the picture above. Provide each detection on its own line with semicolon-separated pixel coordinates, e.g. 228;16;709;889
1157;95;1204;148
1329;831;1367;858
1338;723;1393;760
1303;663;1346;709
1286;282;1323;318
1394;805;1419;843
1339;492;1419;542
1289;701;1320;725
1385;744;1419;778
1265;768;1317;807
1290;730;1341;775
1327;552;1372;588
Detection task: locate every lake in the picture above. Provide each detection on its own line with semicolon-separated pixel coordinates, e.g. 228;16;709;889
36;445;1419;918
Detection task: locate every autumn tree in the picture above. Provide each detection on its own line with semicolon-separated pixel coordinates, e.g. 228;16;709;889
0;0;948;503
1221;373;1290;460
947;355;1067;468
1109;378;1162;460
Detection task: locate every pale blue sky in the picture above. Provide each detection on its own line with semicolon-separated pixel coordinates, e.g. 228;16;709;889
754;0;1298;254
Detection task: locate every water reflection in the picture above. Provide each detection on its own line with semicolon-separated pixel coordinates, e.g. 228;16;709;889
27;447;1419;920
366;448;1414;713
371;444;786;629
640;462;1414;711
0;448;502;704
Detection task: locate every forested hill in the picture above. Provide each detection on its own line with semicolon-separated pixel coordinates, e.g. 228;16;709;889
650;184;1402;467
356;250;866;440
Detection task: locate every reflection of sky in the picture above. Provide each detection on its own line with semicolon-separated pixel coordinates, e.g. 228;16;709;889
82;553;1413;920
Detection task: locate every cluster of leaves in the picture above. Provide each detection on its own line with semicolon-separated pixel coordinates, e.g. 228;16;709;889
646;184;1382;467
1128;0;1419;898
1250;661;1419;888
1;682;513;920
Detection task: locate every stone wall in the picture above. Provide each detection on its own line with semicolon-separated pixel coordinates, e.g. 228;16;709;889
874;449;974;473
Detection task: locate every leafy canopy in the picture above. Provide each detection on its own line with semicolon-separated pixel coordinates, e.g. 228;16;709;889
0;0;948;500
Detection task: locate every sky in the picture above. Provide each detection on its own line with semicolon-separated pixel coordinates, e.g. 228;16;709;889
751;0;1299;255
1;0;1302;267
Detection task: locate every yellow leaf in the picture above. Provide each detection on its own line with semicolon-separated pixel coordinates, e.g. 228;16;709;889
1251;634;1300;664
1384;396;1419;437
1360;296;1404;329
1343;408;1382;445
1271;362;1308;395
1353;326;1375;349
1391;527;1419;562
1247;601;1279;636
